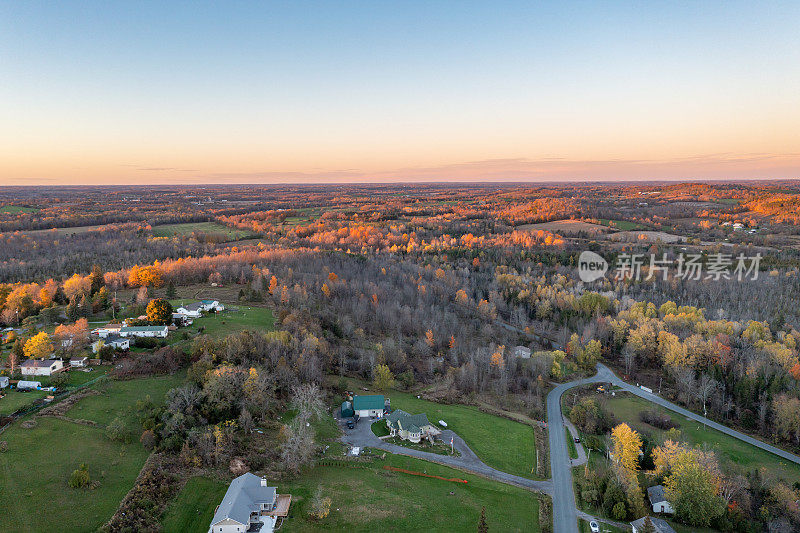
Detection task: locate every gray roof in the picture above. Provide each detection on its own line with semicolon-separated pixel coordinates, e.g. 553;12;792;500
211;473;277;527
181;302;204;312
647;485;668;505
385;409;431;432
631;516;676;533
21;359;60;368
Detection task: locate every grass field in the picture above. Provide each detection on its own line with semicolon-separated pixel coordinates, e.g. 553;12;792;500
605;392;800;483
168;303;275;339
341;379;539;478
566;428;578;459
0;373;184;533
0;417;151;533
0;205;38;214
0;389;49;416
597;218;646;231
164;453;543;533
151;221;256;240
66;372;185;426
162;476;228;533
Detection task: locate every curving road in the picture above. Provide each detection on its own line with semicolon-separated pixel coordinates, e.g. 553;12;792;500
547;363;800;533
339;410;553;494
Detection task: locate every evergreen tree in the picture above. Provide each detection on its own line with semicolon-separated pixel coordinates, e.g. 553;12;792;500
89;264;105;295
477;507;488;533
166;281;176;299
66;297;80;322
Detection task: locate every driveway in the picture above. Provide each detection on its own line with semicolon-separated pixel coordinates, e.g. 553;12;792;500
339;413;553;494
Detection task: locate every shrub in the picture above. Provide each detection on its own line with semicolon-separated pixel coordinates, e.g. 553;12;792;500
106;416;131;443
639;409;677;430
309;487;332;519
69;463;91;488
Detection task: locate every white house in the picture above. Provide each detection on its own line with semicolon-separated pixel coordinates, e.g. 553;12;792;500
200;299;225;312
647;485;675;514
92;335;131;353
91;323;123;338
513;345;532;359
119;325;168;338
70;356;89;368
352;394;387;418
20;359;64;377
176;303;203;318
208;473;291;533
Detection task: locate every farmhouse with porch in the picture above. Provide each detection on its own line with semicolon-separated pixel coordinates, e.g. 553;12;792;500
384;409;441;443
208;472;291;533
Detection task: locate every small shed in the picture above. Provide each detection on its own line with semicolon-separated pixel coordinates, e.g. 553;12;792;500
341;400;354;418
0;376;9;388
17;380;41;390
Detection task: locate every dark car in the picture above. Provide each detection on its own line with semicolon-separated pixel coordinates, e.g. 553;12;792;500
574;436;580;443
346;420;355;429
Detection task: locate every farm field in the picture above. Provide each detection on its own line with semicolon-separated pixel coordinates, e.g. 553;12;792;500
518;219;609;234
0;205;38;214
150;221;256;240
607;230;685;244
596;218;647;230
165;453;543;533
338;378;539;479
604;392;800;484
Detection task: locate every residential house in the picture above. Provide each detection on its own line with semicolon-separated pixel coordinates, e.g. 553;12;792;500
172;312;193;326
647;485;674;514
91;323;123;338
208;472;291;533
70;356;89;368
119;325;168;338
631;516;676;533
201;299;225;312
0;376;9;388
92;335;131;353
385;409;441;443
352;394;387;418
20;359;64;377
176;302;203;318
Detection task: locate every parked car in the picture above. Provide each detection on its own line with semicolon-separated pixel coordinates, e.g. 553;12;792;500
589;520;600;533
574;436;580;443
346;420;355;429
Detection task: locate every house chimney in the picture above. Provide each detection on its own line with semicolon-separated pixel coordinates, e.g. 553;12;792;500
261;477;267;487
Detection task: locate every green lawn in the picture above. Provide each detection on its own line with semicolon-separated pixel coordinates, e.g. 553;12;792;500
66;372;185;426
566;428;578;459
578;518;626;533
162;476;229;533
165;453;544;533
0;205;38;214
342;379;539;479
605;392;800;483
0;389;49;416
598;218;646;230
151;221;256;240
0;417;151;532
169;303;275;339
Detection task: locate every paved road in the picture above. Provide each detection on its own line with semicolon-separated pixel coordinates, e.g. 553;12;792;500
339;412;553;493
547;366;613;533
600;363;800;467
547;363;800;533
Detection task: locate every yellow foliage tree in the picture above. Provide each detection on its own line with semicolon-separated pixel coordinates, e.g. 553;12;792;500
611;423;642;473
24;332;53;359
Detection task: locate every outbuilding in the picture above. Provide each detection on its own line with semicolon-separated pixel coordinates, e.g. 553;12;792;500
352;394;386;418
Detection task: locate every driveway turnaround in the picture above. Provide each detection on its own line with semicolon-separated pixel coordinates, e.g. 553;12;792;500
340;414;552;494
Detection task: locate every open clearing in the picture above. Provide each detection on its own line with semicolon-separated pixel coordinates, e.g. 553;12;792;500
0;373;184;533
169;302;275;339
606;230;685;243
0;205;39;214
150;221;257;240
164;453;543;533
605;392;800;483
518;219;610;235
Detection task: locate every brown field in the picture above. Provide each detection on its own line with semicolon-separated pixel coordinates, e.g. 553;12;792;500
606;230;685;243
518;219;610;235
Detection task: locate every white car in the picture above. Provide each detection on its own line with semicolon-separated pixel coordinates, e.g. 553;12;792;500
589;521;600;533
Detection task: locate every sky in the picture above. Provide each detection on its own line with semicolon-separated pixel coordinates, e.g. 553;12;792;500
1;1;799;185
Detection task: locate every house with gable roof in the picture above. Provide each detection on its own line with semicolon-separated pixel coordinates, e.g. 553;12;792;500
384;409;441;443
208;473;291;533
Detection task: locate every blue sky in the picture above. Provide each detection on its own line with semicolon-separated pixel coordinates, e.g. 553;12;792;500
1;1;798;184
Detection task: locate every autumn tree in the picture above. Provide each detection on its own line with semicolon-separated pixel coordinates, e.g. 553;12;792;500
665;459;724;526
373;364;395;390
24;332;53;359
146;298;173;325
